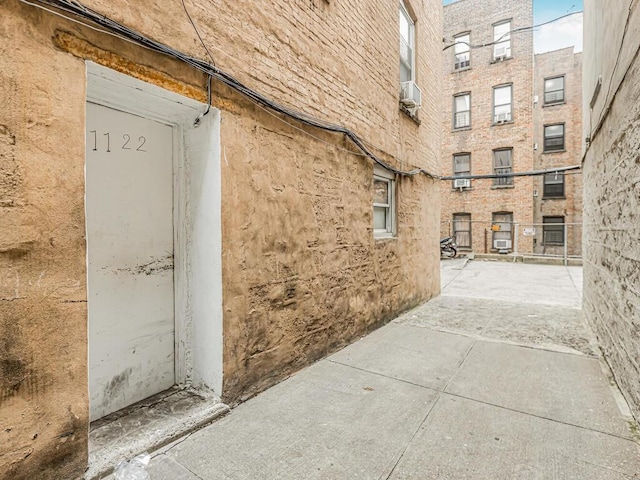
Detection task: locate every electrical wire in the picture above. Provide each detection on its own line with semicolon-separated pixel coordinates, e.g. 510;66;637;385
23;0;430;177
180;0;216;66
443;11;583;51
440;165;581;181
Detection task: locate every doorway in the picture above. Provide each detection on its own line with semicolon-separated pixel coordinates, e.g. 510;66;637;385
85;62;223;422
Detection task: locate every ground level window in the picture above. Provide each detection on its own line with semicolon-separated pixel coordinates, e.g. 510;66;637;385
492;212;513;250
543;216;565;245
373;166;396;237
453;213;471;248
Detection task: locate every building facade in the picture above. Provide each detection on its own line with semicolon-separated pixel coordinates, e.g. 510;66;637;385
533;48;583;257
441;0;583;258
583;0;640;421
0;0;442;478
441;0;535;255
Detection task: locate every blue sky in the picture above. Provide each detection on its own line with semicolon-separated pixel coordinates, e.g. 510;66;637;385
443;0;583;53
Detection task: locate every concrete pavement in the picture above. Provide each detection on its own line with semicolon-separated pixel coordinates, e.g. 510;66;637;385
111;260;640;479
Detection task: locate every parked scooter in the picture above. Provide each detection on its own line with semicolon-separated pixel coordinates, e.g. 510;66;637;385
440;237;457;258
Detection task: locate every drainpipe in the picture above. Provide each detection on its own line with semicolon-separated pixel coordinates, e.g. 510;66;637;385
563;222;568;266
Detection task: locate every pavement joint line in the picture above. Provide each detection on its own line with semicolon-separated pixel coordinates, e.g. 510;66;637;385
440;390;640;444
380;394;443;480
326;359;638;444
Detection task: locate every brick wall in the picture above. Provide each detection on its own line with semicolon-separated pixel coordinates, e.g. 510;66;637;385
0;0;442;476
583;0;640;421
440;0;534;254
532;48;583;256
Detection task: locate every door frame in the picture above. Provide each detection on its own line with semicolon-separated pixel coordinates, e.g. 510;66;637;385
85;62;223;398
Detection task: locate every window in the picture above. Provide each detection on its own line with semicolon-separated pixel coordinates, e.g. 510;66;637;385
454;33;470;69
543;216;565;245
492;212;513;250
452;153;471;188
543;172;564;197
493;85;512;123
544;76;565;104
493;148;513;186
493;20;511;59
373;166;396;237
453;213;471;248
399;3;415;83
544;124;565;151
454;93;471;129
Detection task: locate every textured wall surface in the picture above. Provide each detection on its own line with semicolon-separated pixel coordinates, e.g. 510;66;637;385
532;48;583;256
440;0;535;253
583;0;640;422
0;0;442;477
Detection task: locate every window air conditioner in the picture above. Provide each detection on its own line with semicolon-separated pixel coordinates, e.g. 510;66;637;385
453;178;471;189
494;239;512;250
495;112;510;123
400;81;422;108
494;45;508;60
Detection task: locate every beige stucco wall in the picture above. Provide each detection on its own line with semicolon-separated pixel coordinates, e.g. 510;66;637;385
583;0;640;422
0;0;442;477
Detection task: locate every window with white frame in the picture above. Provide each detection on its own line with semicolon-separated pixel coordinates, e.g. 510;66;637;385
454;33;470;69
453;213;471;248
493;84;512;123
493;20;511;59
399;3;415;83
373;166;396;237
492;212;513;250
544;76;565;104
453;153;471;188
493;148;513;186
454;93;471;129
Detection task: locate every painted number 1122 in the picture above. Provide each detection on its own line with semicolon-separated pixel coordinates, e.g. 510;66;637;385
89;131;147;152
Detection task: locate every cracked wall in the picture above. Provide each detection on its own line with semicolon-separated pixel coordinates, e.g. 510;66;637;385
0;0;442;477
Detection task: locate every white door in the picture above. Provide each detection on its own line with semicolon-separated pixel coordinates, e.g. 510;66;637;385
86;102;175;421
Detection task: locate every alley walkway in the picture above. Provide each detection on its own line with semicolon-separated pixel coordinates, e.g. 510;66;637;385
125;260;640;479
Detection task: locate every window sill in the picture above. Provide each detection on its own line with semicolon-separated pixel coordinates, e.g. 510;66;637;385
542;244;565;247
374;233;397;242
452;126;471;132
452;66;472;73
490;56;513;64
491;120;514;127
491;184;515;190
542;101;565;108
399;105;421;125
542;196;566;200
542;149;566;154
451;187;473;192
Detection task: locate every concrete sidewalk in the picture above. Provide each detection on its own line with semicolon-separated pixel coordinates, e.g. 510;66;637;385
117;260;640;479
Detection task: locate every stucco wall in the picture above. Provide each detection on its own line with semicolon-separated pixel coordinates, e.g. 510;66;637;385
583;0;640;421
440;0;535;253
0;0;442;477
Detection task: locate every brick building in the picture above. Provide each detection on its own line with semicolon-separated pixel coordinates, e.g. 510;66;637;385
533;48;583;256
583;0;640;422
441;0;583;257
441;0;535;254
0;0;442;477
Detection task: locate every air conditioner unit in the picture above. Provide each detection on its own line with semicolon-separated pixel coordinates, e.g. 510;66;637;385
495;112;510;123
494;46;508;60
494;239;512;250
453;178;471;189
400;81;422;108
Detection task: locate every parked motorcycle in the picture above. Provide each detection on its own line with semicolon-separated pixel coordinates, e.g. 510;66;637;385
440;237;457;258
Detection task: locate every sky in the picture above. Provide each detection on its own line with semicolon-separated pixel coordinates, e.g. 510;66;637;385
443;0;583;54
